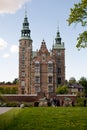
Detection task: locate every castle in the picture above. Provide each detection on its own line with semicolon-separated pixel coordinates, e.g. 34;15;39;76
19;13;65;96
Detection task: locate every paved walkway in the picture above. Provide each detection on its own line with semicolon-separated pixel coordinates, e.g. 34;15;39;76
0;107;13;115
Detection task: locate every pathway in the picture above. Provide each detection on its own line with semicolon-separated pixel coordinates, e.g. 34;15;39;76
0;107;13;115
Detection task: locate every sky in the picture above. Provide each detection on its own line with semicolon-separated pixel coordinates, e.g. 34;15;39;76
0;0;87;82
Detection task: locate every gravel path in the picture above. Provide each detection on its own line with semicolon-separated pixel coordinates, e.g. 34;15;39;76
0;107;13;115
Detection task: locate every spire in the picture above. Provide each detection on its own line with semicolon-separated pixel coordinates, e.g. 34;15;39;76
52;26;65;49
55;26;61;44
20;11;31;40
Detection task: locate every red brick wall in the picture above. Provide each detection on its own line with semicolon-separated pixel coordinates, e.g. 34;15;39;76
3;94;77;106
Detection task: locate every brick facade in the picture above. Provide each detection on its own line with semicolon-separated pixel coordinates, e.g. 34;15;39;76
19;14;65;96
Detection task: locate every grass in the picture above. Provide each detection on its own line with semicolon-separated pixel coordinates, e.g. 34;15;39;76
0;107;87;130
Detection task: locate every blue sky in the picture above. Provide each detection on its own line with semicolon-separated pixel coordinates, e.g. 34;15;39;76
0;0;87;82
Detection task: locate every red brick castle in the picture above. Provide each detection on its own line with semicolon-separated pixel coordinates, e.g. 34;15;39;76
19;13;65;96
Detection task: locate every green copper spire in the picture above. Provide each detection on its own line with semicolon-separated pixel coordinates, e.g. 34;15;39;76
53;27;65;49
20;11;31;40
55;26;61;44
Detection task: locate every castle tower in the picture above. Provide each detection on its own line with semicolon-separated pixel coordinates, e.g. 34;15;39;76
52;28;65;86
19;13;32;94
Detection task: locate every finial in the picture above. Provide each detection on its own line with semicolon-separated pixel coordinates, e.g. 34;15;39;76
25;5;27;17
57;23;59;32
42;39;45;42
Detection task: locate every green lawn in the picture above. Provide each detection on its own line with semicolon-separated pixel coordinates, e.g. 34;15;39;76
0;107;87;130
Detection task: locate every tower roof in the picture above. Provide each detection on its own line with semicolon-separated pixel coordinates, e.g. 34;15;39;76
53;27;65;49
20;12;31;40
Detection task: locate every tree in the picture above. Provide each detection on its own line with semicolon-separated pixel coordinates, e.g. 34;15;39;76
67;0;87;49
56;85;68;94
78;77;87;96
12;78;19;85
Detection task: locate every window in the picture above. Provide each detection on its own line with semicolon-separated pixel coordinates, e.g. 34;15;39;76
57;59;61;64
35;61;40;73
35;65;40;72
48;76;52;83
48;61;53;73
22;64;26;68
22;47;25;52
35;86;40;92
57;77;61;85
35;76;40;83
21;81;25;87
58;68;61;74
48;86;53;92
22;55;25;60
22;72;25;77
21;88;25;94
57;50;61;56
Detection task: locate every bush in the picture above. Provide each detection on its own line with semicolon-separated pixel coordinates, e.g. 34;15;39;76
6;102;19;107
21;102;34;107
76;98;87;107
56;85;68;94
0;86;18;94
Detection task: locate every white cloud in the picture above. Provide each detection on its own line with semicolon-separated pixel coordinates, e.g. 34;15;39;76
0;38;7;50
3;53;10;58
10;45;19;53
0;0;31;14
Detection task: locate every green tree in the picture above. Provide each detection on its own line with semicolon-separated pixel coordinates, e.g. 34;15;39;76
79;77;87;96
67;0;87;48
12;78;19;85
56;85;68;94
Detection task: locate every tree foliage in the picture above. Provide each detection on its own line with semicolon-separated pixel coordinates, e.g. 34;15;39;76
56;85;68;94
0;85;18;94
67;0;87;48
79;77;87;95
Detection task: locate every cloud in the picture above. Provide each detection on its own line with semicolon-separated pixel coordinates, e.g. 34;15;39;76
0;38;7;50
10;45;19;53
3;53;10;58
0;0;31;14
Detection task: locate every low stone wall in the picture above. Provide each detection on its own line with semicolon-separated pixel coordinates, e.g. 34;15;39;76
3;94;77;106
3;94;38;102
